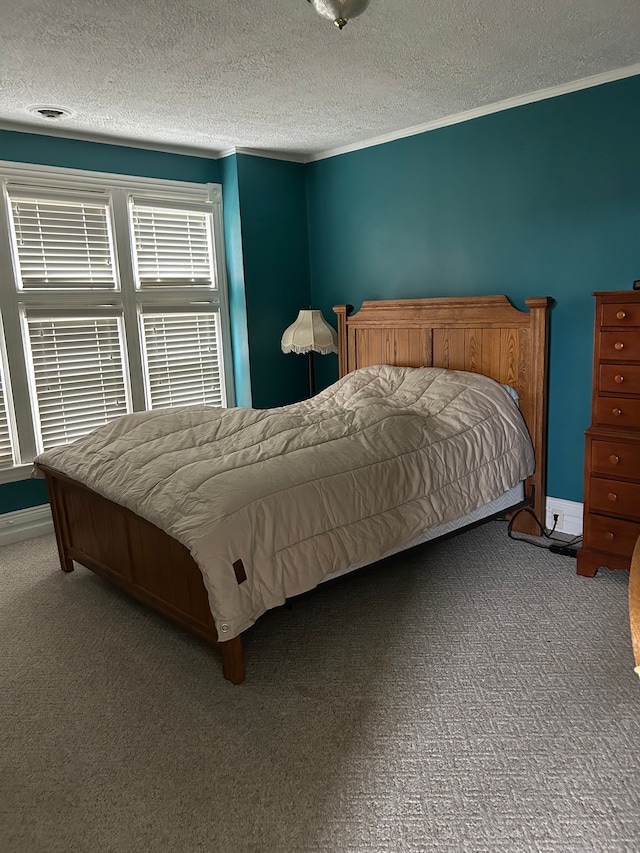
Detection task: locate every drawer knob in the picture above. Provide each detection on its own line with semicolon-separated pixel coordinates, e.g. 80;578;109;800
605;531;615;540
616;311;627;320
614;374;624;383
614;341;624;350
612;408;622;417
609;454;620;464
608;492;618;502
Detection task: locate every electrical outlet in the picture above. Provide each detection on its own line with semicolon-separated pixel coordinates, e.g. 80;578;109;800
550;508;564;531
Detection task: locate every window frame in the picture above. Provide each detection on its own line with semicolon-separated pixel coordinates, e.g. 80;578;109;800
0;160;234;484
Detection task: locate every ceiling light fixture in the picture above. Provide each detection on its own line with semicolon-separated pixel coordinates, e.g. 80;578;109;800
27;105;74;120
307;0;371;29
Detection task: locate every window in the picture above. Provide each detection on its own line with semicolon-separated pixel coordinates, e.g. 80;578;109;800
10;193;116;289
0;162;233;483
25;314;130;451
141;311;225;409
131;203;213;287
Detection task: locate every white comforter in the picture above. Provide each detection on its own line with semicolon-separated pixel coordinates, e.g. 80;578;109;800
37;366;534;640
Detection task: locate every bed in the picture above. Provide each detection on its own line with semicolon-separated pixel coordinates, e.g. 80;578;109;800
37;294;552;684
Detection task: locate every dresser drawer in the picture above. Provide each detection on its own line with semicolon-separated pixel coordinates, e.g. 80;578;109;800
593;397;640;429
598;364;640;395
589;478;640;520
584;513;640;558
599;331;640;361
591;439;640;478
601;302;640;327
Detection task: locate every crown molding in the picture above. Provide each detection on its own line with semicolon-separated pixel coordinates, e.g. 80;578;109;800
218;147;308;164
308;61;640;162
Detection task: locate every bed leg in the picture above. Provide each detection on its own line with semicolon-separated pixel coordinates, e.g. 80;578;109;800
58;551;75;573
45;476;74;573
219;634;245;684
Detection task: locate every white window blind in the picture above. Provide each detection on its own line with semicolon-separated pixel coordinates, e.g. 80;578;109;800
0;367;13;467
9;193;116;289
131;204;214;287
26;316;130;451
142;311;224;409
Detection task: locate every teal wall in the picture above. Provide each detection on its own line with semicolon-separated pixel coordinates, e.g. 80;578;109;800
234;154;311;408
218;153;312;408
306;75;640;503
0;478;49;514
0;129;220;183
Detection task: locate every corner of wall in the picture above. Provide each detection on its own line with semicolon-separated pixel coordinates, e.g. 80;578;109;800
219;155;253;407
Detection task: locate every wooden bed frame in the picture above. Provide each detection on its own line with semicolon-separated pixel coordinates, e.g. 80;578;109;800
39;294;552;685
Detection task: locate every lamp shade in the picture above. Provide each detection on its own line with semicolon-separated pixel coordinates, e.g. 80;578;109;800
281;309;338;355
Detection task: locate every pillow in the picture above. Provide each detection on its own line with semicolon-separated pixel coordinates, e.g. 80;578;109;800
502;384;520;405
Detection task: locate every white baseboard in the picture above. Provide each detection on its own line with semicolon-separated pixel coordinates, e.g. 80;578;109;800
545;497;583;537
0;504;54;547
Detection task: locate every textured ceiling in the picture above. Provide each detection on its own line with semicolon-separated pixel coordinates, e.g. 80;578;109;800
1;0;639;161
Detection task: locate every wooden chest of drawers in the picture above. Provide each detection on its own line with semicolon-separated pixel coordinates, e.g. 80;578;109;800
577;290;640;577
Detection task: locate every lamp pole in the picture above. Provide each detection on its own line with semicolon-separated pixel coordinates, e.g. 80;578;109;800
308;351;315;397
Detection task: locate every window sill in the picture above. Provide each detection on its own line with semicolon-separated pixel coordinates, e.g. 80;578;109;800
0;464;37;485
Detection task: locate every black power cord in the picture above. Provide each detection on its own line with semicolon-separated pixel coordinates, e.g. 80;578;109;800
506;506;582;557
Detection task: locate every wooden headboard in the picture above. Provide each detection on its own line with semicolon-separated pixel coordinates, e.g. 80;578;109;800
333;295;553;536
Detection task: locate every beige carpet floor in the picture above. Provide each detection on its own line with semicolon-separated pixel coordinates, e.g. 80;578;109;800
1;523;639;852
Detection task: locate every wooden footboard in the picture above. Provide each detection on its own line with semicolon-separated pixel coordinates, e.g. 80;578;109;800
41;465;245;685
